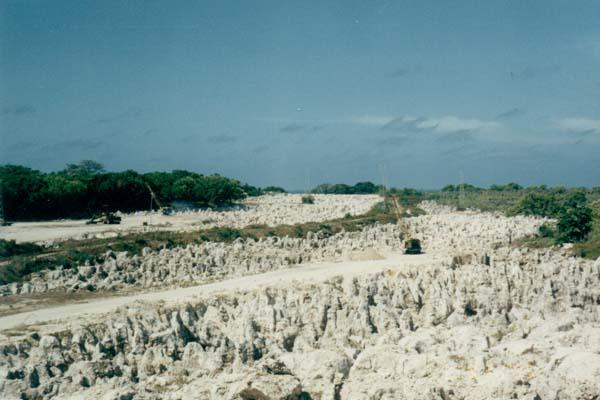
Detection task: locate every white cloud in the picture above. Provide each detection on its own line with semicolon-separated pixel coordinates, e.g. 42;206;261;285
351;114;499;133
351;114;396;126
556;117;600;133
417;116;499;133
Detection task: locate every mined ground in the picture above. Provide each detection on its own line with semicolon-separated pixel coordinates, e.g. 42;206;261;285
0;194;379;244
1;196;599;400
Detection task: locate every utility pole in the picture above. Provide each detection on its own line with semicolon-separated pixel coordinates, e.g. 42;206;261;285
458;169;465;210
379;161;388;196
0;177;5;225
305;167;311;193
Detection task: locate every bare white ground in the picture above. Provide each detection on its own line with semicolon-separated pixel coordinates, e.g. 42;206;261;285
0;194;379;244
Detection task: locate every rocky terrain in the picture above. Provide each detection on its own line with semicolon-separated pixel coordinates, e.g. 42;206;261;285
0;225;403;297
1;198;599;400
1;202;542;297
0;194;379;244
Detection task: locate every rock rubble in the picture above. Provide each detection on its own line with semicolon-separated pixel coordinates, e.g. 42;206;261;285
1;247;599;399
1;203;543;297
0;194;380;244
2;200;596;400
0;224;404;296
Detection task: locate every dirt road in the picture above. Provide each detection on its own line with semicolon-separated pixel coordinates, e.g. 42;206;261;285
0;252;442;332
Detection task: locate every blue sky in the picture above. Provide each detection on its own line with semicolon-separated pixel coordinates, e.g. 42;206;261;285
1;0;600;189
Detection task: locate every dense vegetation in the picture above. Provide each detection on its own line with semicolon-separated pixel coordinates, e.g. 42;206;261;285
311;181;383;194
262;186;286;193
441;182;524;193
0;161;272;221
0;239;43;259
429;184;600;213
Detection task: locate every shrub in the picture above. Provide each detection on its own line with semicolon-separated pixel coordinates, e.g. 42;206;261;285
490;182;523;191
0;239;43;259
301;195;315;204
441;183;481;192
318;224;333;237
538;224;555;238
241;184;263;197
293;226;304;238
511;192;562;217
215;228;242;241
590;200;600;220
556;203;593;243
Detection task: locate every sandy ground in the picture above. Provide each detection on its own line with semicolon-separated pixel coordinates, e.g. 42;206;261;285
0;251;441;333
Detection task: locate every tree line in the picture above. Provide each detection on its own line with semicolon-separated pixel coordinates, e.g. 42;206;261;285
0;161;280;221
311;182;384;194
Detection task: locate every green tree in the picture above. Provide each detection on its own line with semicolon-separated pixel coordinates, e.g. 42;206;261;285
491;182;522;191
193;175;245;207
241;183;263;197
41;174;88;217
263;186;286;193
90;171;147;212
0;165;46;220
512;192;562;217
143;172;177;202
172;176;198;200
1;163;259;219
554;192;592;243
556;204;592;243
63;160;105;178
352;182;381;194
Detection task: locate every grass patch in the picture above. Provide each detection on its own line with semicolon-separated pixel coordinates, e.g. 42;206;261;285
0;239;44;259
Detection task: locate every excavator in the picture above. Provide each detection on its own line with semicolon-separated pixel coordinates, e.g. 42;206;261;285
86;184;172;225
391;196;422;255
146;183;174;215
86;211;121;225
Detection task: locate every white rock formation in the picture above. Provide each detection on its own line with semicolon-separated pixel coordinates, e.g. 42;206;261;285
1;249;599;399
1;203;544;297
0;194;380;244
1;201;597;400
0;224;404;296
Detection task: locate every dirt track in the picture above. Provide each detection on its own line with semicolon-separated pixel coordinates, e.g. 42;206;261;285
0;251;441;332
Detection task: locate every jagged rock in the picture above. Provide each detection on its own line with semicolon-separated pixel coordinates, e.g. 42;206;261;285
1;200;598;399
